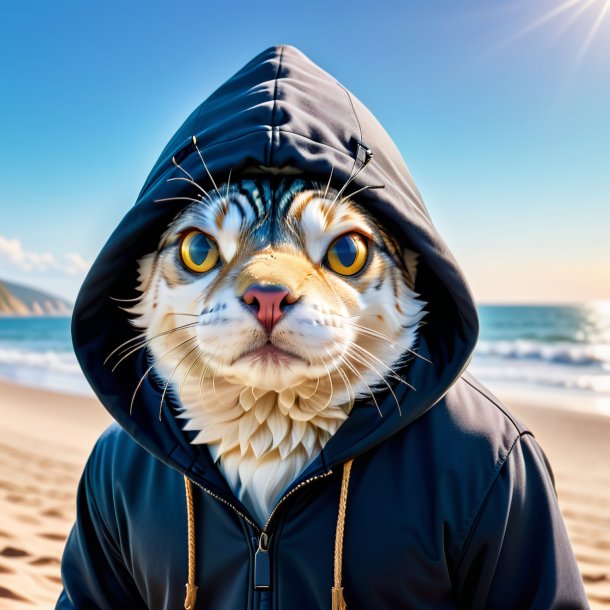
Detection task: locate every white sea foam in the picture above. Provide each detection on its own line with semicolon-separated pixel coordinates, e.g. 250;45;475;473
475;340;610;367
469;352;610;395
0;348;91;395
0;348;82;374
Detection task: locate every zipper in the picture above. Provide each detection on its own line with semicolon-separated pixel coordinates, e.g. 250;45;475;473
260;469;333;534
189;468;334;592
253;468;334;591
189;479;261;532
253;531;271;590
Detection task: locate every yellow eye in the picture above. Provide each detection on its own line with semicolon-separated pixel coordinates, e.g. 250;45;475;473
179;230;219;273
325;233;369;276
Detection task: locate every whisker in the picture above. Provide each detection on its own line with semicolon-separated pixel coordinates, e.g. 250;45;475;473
107;322;199;370
333;154;359;205
159;343;201;421
199;348;220;409
317;350;335;412
330;314;432;364
129;335;198;415
322;348;355;408
197;350;214;394
109;294;144;303
179;350;205;400
211;359;223;408
104;331;146;367
328;343;382;418
331;144;373;206
191;135;222;199
166;176;215;205
308;355;323;398
338;184;382;204
344;323;429;365
348;340;416;392
342;344;402;416
108;322;198;372
153;196;206;205
323;164;334;200
104;321;199;367
289;343;328;410
349;339;416;413
313;270;418;355
225;167;232;200
172;155;195;182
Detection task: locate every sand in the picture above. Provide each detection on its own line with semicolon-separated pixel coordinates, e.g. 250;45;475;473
0;381;111;608
0;379;608;608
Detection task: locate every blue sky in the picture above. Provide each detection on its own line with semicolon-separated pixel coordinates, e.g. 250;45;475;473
0;0;608;304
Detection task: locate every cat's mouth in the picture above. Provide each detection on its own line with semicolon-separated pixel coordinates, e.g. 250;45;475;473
233;341;305;366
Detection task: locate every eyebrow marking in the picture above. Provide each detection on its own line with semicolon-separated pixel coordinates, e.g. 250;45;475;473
295;196;375;263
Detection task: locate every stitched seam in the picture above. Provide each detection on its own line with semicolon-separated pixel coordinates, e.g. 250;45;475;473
139;130;356;203
459;374;526;435
268;45;284;166
338;82;363;146
203;127;352;153
452;432;526;575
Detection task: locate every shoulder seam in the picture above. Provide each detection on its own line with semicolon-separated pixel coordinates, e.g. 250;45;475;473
459;374;529;435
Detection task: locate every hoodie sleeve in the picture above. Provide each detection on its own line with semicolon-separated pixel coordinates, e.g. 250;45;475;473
55;436;146;609
452;432;589;610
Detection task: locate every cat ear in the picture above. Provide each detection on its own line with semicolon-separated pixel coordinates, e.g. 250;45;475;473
402;248;420;291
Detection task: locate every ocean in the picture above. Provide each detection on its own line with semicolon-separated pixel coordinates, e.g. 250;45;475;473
1;303;609;414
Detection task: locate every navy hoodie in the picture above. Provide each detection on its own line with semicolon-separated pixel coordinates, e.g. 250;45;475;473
57;45;589;609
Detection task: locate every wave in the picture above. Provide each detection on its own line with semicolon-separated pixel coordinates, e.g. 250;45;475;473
0;348;92;396
469;358;610;395
474;340;610;367
0;348;82;375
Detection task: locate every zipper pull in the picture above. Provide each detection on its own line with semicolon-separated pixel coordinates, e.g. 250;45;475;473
254;532;271;590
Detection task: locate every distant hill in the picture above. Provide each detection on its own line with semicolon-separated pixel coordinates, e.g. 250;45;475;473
0;278;72;316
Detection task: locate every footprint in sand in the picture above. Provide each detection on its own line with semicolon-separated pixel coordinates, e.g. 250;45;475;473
29;556;60;566
0;586;30;602
0;546;30;558
583;572;608;583
41;508;66;520
5;493;42;506
38;532;67;542
14;513;41;525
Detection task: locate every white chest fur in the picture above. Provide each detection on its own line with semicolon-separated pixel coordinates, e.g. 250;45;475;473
176;377;350;528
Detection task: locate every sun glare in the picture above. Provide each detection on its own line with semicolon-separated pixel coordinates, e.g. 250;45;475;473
504;0;610;64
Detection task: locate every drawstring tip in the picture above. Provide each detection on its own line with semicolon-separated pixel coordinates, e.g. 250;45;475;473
331;586;347;610
184;582;198;609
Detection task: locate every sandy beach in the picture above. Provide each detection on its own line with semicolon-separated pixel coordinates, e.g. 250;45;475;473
0;379;608;608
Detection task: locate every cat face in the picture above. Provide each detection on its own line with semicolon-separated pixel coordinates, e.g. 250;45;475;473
119;176;429;521
123;177;427;436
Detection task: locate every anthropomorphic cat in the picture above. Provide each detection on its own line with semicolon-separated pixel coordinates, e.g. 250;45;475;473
58;45;588;610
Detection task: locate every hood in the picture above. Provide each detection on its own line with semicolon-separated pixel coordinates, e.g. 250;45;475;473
72;45;479;499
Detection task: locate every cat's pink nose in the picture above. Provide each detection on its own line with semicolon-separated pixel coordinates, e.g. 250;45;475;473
241;284;297;333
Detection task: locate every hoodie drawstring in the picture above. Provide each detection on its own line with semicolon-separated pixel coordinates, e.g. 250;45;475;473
183;458;354;610
332;458;354;610
184;475;198;609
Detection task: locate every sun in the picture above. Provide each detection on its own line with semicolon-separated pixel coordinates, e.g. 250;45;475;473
506;0;610;64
